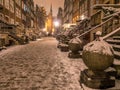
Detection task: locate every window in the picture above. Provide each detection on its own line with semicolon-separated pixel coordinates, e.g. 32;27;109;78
16;8;18;17
10;18;14;24
15;0;20;6
5;15;9;22
81;3;84;13
10;0;14;13
18;9;21;18
115;0;120;4
96;0;99;4
93;33;96;40
22;1;24;9
5;0;9;9
85;0;88;11
0;13;3;20
0;0;3;5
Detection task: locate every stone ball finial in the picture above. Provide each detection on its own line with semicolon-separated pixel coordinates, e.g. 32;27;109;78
96;31;102;36
82;39;114;71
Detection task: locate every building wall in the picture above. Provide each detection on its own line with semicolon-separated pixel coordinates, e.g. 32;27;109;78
57;7;63;26
79;0;90;20
63;0;120;42
63;0;68;23
0;0;37;35
90;0;120;41
0;0;26;25
72;0;79;23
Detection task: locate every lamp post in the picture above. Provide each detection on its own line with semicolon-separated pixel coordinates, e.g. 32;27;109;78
54;20;60;27
53;20;60;36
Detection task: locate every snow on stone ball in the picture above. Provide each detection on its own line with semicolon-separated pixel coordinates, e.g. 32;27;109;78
83;39;114;56
96;31;102;36
69;37;82;44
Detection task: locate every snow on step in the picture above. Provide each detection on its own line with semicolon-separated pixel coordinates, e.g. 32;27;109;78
114;51;120;55
114;59;120;65
113;36;120;40
106;39;120;44
114;51;120;59
112;44;120;51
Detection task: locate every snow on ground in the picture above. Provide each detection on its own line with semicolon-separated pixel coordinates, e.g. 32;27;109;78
0;37;119;90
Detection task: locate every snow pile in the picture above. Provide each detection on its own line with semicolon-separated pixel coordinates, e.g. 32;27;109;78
59;43;68;47
63;28;72;36
69;37;82;44
83;39;114;56
96;31;102;36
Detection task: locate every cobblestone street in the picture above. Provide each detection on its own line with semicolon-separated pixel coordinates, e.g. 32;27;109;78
1;0;120;90
0;37;120;90
0;37;86;90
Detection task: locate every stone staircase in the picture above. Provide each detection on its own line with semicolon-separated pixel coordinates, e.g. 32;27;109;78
106;34;120;60
8;33;25;45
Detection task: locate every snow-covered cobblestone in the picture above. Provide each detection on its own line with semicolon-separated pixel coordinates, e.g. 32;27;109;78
0;37;119;90
0;37;84;90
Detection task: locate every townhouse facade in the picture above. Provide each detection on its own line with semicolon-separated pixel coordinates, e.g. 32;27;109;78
46;5;53;35
63;0;120;41
64;0;73;23
57;7;63;26
0;0;43;46
72;0;79;23
90;0;120;40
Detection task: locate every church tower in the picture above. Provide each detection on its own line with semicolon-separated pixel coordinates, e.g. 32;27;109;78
46;4;53;35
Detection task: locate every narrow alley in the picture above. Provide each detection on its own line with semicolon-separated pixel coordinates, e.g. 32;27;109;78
0;37;85;90
0;37;120;90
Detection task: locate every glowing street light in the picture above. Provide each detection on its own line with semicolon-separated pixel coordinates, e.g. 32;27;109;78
54;21;60;27
81;15;86;20
43;28;46;31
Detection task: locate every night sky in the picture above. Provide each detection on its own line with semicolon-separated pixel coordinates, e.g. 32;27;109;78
34;0;64;16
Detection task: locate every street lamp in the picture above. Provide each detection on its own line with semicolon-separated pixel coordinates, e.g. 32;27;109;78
81;15;86;20
54;20;60;27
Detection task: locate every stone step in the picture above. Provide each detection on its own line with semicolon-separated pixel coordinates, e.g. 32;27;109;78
112;44;120;52
113;36;120;40
0;87;40;90
114;51;120;60
106;39;120;45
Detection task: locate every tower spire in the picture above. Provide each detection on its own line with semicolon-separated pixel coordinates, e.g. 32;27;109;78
50;4;52;14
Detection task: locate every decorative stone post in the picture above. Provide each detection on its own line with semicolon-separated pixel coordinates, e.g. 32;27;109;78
80;31;115;89
58;35;69;52
68;37;83;58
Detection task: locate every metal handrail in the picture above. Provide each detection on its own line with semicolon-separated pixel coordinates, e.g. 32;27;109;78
77;17;114;38
102;27;120;40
